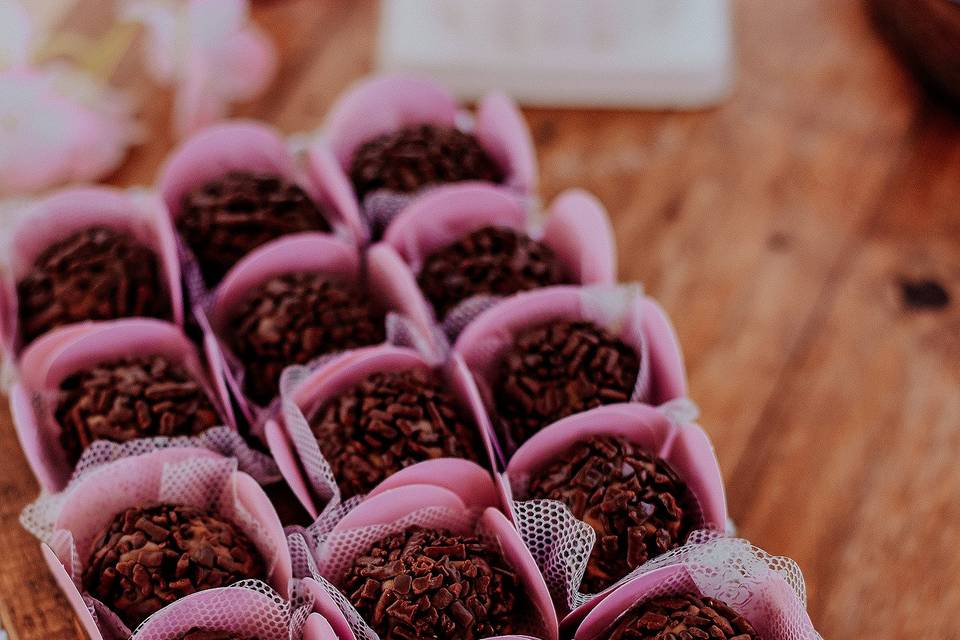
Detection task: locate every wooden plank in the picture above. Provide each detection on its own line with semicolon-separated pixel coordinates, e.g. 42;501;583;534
0;402;76;639
527;0;921;483
730;106;960;638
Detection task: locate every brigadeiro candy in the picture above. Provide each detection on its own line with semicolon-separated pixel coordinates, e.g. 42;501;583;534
603;592;758;640
226;271;386;405
495;320;640;445
16;226;172;344
56;355;221;465
83;503;266;629
417;225;568;321
310;368;483;498
526;435;695;594
349;124;504;204
176;172;332;286
342;526;526;640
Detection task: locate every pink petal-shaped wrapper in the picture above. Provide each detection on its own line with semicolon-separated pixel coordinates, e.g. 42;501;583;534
301;578;357;640
11;319;235;492
303;142;367;244
42;542;104;640
43;448;293;639
130;585;297;640
381;184;616;330
157;120;363;248
316;74;537;239
574;561;820;640
1;187;184;357
475;91;537;194
302;613;340;640
39;447;292;640
506;404;726;531
324;74;459;169
267;344;498;518
206;233;435;427
311;484;558;640
330;484;469;536
540;190;616;287
453;285;687;457
382;183;528;272
207;233;359;335
365;457;501;509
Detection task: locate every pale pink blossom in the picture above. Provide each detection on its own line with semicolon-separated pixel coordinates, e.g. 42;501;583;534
0;3;141;196
125;0;277;137
0;1;33;69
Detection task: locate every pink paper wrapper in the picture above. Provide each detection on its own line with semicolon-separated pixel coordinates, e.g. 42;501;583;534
203;233;437;433
264;343;500;521
316;73;537;238
381;183;617;336
159;119;365;243
130;583;318;640
0;186;184;359
27;447;292;640
31;448;293;640
502;404;727;614
572;538;822;640
453;284;688;457
157;120;367;314
9;319;245;493
290;482;559;640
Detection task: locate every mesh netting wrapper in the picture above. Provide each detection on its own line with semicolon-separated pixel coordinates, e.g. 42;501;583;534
22;448;292;640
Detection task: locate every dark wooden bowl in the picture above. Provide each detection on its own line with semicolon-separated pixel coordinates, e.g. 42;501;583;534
870;0;960;105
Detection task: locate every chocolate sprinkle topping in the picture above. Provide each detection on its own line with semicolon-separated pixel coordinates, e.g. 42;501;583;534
227;272;386;405
56;355;220;465
343;526;525;640
527;436;695;593
417;225;568;321
16;226;171;344
310;369;482;499
349;124;504;203
84;504;265;629
177;172;331;286
494;320;640;445
604;592;758;640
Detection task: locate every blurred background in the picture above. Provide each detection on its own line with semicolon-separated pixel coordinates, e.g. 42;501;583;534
1;1;959;638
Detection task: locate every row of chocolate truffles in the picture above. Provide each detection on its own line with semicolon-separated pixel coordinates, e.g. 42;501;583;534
10;311;700;625
2;183;612;404
1;71;538;356
27;446;817;640
11;298;739;632
2;184;618;431
266;345;711;602
13;282;690;587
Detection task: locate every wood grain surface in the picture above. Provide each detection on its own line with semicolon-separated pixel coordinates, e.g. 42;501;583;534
1;1;957;638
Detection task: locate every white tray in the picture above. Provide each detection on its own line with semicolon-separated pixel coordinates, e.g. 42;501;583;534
377;0;734;109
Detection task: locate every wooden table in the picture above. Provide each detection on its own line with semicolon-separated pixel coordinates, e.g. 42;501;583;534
2;1;958;637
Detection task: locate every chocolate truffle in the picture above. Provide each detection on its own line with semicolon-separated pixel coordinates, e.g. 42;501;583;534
179;631;255;640
494;320;640;445
342;526;525;640
349;124;504;204
417;225;568;321
604;592;758;640
16;226;172;344
84;504;265;629
57;355;220;465
177;172;331;285
227;272;386;405
526;436;695;593
310;369;482;498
